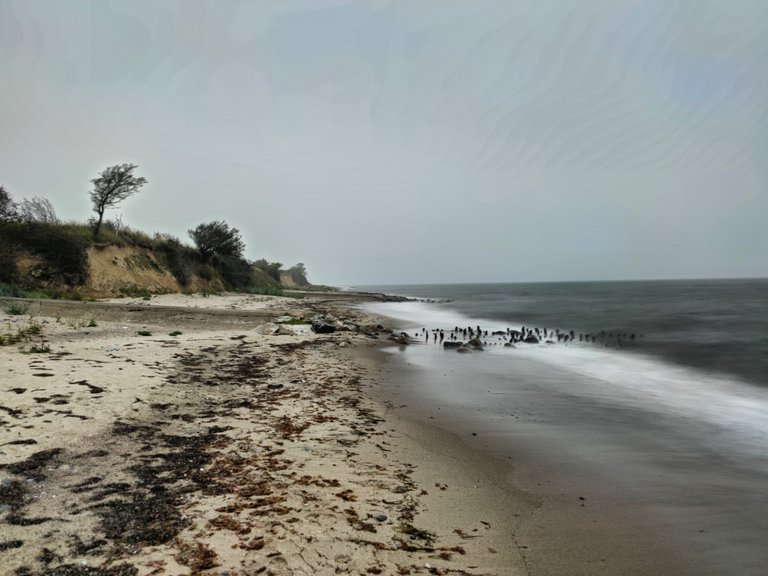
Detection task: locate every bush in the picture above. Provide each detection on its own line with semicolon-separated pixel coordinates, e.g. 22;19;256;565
0;282;23;298
0;241;19;284
0;221;88;286
197;264;216;281
213;254;252;290
154;234;199;287
4;302;29;315
188;221;245;261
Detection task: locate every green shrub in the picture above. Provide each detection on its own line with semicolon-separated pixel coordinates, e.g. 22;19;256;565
277;317;310;325
0;283;24;297
4;302;29;315
0;243;18;284
0;221;88;285
213;254;253;290
197;264;216;281
0;322;44;346
154;234;199;287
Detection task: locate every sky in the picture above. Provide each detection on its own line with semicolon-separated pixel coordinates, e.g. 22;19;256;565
1;0;766;285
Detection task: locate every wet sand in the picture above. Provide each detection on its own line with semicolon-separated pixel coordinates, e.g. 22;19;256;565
0;293;517;575
366;338;765;576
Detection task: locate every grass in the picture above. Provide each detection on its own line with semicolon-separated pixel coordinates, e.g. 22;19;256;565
0;322;44;346
4;302;29;315
277;317;311;325
19;289;52;299
242;285;284;297
2;287;88;301
281;291;305;300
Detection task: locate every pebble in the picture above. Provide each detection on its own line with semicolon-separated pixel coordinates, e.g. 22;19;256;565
374;514;387;522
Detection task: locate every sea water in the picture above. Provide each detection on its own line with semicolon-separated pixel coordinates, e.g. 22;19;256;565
357;279;768;575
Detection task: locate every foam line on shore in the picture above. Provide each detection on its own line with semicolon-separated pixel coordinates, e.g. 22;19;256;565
364;299;768;465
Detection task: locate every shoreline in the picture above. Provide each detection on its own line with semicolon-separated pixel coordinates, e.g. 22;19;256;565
0;292;518;575
359;299;745;576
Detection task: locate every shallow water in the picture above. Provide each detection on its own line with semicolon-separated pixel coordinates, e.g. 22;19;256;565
359;280;768;575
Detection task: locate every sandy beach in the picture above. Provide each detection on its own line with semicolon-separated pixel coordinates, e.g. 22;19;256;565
0;293;518;575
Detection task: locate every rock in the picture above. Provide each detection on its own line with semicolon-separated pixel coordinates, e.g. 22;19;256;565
311;320;336;334
466;338;484;350
456;346;472;353
374;514;387;522
504;343;516;348
255;323;296;335
443;341;463;348
390;332;412;345
255;323;279;335
523;335;539;344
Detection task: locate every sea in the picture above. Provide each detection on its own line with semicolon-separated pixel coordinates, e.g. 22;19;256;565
355;279;768;576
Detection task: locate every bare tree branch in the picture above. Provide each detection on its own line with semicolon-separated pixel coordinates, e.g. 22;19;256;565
18;196;59;224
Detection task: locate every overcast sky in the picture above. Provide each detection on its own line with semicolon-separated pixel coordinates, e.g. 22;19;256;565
1;0;766;285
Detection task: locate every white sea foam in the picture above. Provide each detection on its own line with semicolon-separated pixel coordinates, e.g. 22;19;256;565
362;300;768;461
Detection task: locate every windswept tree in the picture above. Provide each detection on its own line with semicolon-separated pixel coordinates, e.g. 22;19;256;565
18;196;58;224
188;220;245;261
0;186;18;223
90;164;146;239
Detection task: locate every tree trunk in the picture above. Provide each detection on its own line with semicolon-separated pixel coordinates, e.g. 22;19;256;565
93;210;104;239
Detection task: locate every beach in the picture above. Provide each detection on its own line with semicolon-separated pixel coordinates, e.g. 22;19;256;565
0;293;517;576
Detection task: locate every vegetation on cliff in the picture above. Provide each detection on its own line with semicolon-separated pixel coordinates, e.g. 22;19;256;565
0;178;314;298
